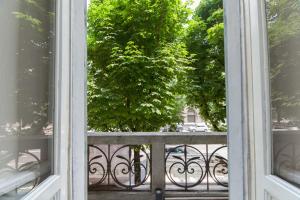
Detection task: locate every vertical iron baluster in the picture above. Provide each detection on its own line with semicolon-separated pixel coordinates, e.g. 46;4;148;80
184;144;187;191
87;145;90;186
206;144;209;191
129;146;132;190
108;144;111;185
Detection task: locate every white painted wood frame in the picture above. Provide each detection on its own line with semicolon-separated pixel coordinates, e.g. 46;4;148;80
224;0;251;199
70;0;88;199
22;0;72;199
245;0;300;199
76;0;253;199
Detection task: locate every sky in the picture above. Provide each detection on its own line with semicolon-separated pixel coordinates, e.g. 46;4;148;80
87;0;201;10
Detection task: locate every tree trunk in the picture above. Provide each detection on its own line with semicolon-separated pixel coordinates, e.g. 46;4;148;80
133;146;141;185
276;106;281;123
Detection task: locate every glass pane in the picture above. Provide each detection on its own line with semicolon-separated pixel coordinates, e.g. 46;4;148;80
266;0;300;187
0;0;56;198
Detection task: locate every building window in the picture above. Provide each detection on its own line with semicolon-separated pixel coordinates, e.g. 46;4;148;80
187;109;196;123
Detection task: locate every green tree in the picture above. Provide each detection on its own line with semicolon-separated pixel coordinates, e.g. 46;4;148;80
87;0;192;132
185;0;225;131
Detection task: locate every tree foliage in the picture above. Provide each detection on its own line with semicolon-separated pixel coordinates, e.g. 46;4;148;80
185;0;226;131
87;0;192;131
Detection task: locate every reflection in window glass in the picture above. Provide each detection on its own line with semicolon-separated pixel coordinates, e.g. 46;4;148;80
266;0;300;187
0;0;55;198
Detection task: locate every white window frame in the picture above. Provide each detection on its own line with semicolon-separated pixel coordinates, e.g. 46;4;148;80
23;0;88;198
224;0;251;199
246;0;300;199
69;0;256;199
70;0;88;199
22;0;88;199
21;0;72;199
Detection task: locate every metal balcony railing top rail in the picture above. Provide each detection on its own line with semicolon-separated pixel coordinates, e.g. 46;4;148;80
87;132;228;200
88;132;227;145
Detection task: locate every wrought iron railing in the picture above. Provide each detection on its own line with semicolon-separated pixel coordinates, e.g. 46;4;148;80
165;144;228;191
0;136;50;197
88;132;228;199
88;144;151;191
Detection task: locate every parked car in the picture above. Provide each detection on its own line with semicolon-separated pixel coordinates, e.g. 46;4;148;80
176;124;183;132
187;123;209;132
195;123;209;132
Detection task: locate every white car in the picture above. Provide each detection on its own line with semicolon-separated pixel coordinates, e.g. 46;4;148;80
188;123;209;132
195;123;209;132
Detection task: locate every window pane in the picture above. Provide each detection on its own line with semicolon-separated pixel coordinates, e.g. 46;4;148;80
0;0;56;198
266;0;300;187
187;115;196;123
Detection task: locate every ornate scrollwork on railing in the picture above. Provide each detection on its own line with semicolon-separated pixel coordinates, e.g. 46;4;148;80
273;142;300;179
2;151;41;192
88;145;109;186
18;151;41;189
88;144;151;191
110;145;151;190
207;146;228;187
165;145;228;191
165;145;206;190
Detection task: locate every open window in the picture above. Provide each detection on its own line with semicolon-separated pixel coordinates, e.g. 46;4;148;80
247;0;300;199
0;0;72;199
